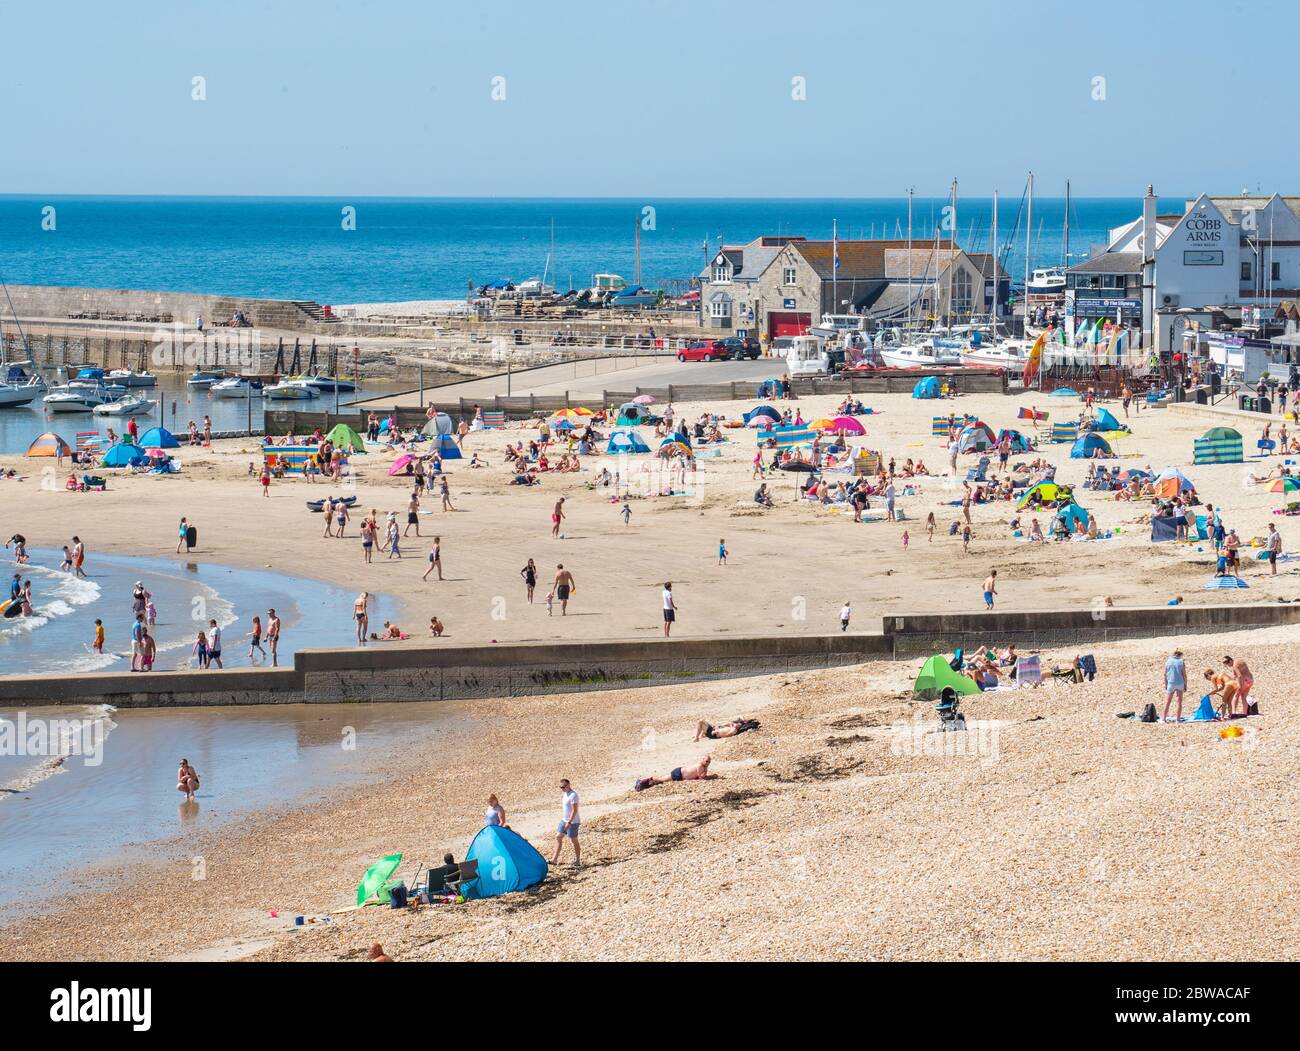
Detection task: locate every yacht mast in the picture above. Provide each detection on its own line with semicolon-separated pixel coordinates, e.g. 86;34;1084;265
991;189;998;335
1064;179;1071;267
906;189;914;333
1024;172;1034;338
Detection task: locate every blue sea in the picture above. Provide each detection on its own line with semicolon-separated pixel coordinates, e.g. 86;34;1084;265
0;195;1182;305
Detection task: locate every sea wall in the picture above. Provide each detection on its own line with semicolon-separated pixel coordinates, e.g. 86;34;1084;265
1;603;1294;709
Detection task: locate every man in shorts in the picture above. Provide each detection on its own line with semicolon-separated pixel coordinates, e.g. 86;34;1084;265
266;608;281;667
207;619;223;669
1267;522;1282;575
552;564;575;615
662;581;677;637
982;569;998;610
552;778;580;866
404;489;421;537
551;497;566;538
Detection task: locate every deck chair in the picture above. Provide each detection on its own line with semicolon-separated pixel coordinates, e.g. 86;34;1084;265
1014;655;1042;688
446;858;479;896
1050;660;1085;685
966;455;990;482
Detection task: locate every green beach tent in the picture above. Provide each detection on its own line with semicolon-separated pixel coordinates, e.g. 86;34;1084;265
326;423;367;453
912;655;980;701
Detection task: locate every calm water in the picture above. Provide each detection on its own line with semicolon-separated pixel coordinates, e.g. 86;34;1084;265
0;372;401;456
0;195;1175;304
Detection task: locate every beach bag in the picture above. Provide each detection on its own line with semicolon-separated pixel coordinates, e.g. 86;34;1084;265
1139;703;1158;723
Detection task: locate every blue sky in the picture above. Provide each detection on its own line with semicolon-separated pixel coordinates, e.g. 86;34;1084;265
4;0;1297;198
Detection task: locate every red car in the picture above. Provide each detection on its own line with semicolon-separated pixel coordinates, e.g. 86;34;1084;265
678;339;727;362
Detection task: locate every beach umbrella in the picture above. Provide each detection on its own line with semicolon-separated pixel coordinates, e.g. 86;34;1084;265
356;853;403;905
831;416;866;435
551;408;592;422
145;448;168;459
808;418;837;432
747;416;775;429
1270;477;1300;493
633;395;656;405
387;454;417;476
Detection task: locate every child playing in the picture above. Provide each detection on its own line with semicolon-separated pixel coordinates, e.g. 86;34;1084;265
429;615;444;637
718;538;728;565
545;591;555;617
248;615;266;661
192;630;209;669
145;597;157;627
840;601;852;632
620;501;632;527
902;530;910;549
92;619;105;653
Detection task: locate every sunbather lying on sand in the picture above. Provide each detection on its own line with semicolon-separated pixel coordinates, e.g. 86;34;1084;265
633;755;714;791
695;718;760;741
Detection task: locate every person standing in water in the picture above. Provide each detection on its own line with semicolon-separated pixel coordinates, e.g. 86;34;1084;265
207;619;223;669
176;758;200;801
354;592;370;645
266;608;281;666
71;536;86;578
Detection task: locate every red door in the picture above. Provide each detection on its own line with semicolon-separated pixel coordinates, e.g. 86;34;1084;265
768;312;811;337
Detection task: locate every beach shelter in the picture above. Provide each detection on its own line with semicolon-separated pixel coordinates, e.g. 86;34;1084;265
1070;432;1112;459
956;422;997;453
912;377;941;399
1151;513;1207;542
996;428;1031;453
100;443;147;468
743;405;781;426
388;453;417;476
459;825;548;900
1094;407;1127;432
1154;467;1195;498
1193;427;1243;465
262;445;322;474
830;415;866;435
137;426;180;449
325;423;367;453
1053;502;1090;533
912;655;981;701
615;402;646;426
932;413;976;436
606;430;650;455
1204;575;1249;590
761;423;815;450
481;410;506;429
429;432;462;459
25;431;72;458
1050;421;1079;443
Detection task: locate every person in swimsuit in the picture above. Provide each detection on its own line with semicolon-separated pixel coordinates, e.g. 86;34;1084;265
130;613;146;671
695;718;760;741
1224;655;1254;716
321;498;334;538
520;558;537;602
6;535;29;564
176;759;200;801
139;629;156;671
551;497;565;538
131;582;150;620
552;564;575;615
266;609;280;667
59;546;72;572
71;537;86;578
633;755;715;792
360;517;375;563
248;615;265;660
404;489;421;536
354;592;370;645
335;503;349;538
192;630;210;669
176;518;189;553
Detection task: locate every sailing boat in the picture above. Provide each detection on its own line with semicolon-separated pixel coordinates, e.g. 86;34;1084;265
1029;179;1070;294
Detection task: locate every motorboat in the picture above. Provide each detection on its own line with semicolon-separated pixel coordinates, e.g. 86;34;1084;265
1028;267;1066;294
809;314;868;340
187;370;229;388
44;385;110;412
295;375;356;393
0;378;42;408
262;379;318;401
960;341;1031;373
878;340;964;369
93;394;154;416
210;376;264;398
106;368;158;388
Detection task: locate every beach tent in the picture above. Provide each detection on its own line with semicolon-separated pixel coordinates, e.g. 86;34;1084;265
1053;502;1090;533
1155;467;1195;498
956;422;997;454
325;423;367;453
1070;432;1112;459
459;825;549;901
996;428;1032;453
606;430;650;455
1094;407;1127;432
912;655;981;701
743;405;782;426
761;423;814;450
1050;421;1079;443
25;431;72;458
1204;575;1249;589
912;377;941;399
1193;427;1243;465
615;402;647;426
137;426;180;449
422;413;455;437
100;443;147;468
428;432;462;459
1017;481;1070;509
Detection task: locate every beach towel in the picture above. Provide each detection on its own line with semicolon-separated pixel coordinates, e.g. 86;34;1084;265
1190;695;1218;721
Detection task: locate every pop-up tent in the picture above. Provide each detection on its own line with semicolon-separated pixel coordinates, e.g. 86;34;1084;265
606;430;650;455
1017;481;1070;508
459;826;549;900
428;432;462;459
912;377;940;399
956;422;997;453
421;412;455;437
1070;432;1112;459
25;431;72;458
137;426;180;449
1053;502;1089;533
996;428;1032;453
100;443;147;468
1093;407;1127;433
616;402;648;426
913;655;981;701
743;405;781;426
325;423;367;453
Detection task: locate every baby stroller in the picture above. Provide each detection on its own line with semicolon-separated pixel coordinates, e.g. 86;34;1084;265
936;686;967;732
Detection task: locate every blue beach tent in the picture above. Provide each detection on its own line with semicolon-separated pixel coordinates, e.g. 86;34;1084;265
743;405;781;425
429;432;462;459
912;377;940;399
606;430;650;454
1071;432;1112;459
1054;502;1089;533
459;825;548;900
1094;407;1126;432
100;443;146;468
137;426;180;449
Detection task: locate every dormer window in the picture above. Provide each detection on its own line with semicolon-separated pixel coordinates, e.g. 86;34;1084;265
712;257;732;284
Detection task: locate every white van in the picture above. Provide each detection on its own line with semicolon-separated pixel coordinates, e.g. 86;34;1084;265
785;335;830;376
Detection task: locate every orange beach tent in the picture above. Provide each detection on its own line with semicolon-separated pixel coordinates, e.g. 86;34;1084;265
26;432;72;458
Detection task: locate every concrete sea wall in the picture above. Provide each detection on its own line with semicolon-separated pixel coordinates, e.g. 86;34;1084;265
1;604;1295;709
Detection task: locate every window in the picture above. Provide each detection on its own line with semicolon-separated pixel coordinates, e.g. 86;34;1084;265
709;294;731;319
711;261;731;284
951;268;973;316
783;266;797;286
1241;261;1252;281
1272;262;1281;282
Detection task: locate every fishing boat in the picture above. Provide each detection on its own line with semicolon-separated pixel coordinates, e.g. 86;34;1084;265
187;369;229;388
263;379;318;401
809;314;868;340
106;368;158;388
608;286;661;309
93;394;154;416
296;375;356;393
1028;267;1065;295
210;376;264;398
44;385;111;412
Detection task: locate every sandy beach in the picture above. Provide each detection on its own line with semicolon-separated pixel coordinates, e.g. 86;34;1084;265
2;386;1297;961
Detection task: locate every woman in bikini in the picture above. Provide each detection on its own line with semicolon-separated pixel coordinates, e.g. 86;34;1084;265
176;759;200;801
354;591;370;645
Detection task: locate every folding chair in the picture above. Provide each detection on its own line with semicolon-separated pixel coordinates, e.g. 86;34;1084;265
446;858;479;897
1014;655;1042;688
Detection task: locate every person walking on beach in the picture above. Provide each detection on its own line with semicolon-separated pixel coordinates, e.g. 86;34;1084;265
552;778;580;867
266;608;281;666
360;515;376;563
335;501;350;538
662;581;677;637
717;538;728;566
208;619;223;669
404;489;421;537
982;569;997;610
439;475;455;512
260;462;271;497
248;615;266;661
321;498;334;538
385;516;402;560
520;558;537;601
840;601;852;632
884;480;896;522
423;537;443;581
354;592;370;645
551;497;566;538
620;501;632;527
1163;649;1187;722
1267;523;1282;575
71;537;86;578
130;612;146;672
552;564;575;615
